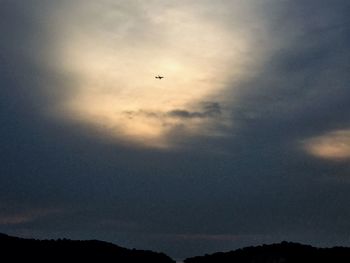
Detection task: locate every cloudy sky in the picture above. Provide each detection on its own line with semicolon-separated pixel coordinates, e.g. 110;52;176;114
1;0;350;259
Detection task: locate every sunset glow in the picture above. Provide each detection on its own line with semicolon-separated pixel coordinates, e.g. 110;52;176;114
51;1;253;147
304;130;350;160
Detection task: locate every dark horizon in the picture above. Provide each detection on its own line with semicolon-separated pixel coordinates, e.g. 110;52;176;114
3;232;350;262
1;0;350;259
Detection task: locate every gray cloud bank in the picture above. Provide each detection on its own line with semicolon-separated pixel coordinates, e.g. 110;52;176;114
124;102;222;120
167;102;222;119
1;0;350;259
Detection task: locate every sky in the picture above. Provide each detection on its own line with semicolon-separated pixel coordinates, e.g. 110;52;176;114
1;0;350;259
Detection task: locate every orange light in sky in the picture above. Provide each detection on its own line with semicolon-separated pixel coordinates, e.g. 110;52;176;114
48;1;260;148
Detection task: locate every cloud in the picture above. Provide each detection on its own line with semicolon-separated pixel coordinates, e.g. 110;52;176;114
304;129;350;161
0;208;62;226
38;0;270;149
124;102;222;120
2;0;350;259
0;215;33;226
226;0;350;148
115;102;225;148
169;233;268;242
167;102;222;119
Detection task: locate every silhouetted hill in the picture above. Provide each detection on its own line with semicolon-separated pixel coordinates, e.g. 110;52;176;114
184;241;350;263
0;233;175;262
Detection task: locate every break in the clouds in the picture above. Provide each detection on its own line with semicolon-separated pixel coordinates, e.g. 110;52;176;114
304;129;350;160
2;0;350;259
43;0;269;148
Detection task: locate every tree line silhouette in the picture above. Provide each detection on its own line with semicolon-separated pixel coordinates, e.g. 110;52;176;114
0;233;175;262
2;233;350;262
184;241;350;263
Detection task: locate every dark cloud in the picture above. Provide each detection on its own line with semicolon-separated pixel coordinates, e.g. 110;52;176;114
123;102;222;121
231;0;350;138
1;0;350;260
167;102;221;119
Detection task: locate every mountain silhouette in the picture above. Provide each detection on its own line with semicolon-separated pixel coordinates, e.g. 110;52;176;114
3;233;350;262
184;241;350;263
0;233;175;262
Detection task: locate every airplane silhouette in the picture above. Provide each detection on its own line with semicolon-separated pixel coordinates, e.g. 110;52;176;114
155;75;164;79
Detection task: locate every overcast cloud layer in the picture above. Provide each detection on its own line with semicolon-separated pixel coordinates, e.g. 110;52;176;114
1;0;350;259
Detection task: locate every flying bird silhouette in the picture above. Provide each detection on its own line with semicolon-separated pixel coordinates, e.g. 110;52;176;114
155;75;164;79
